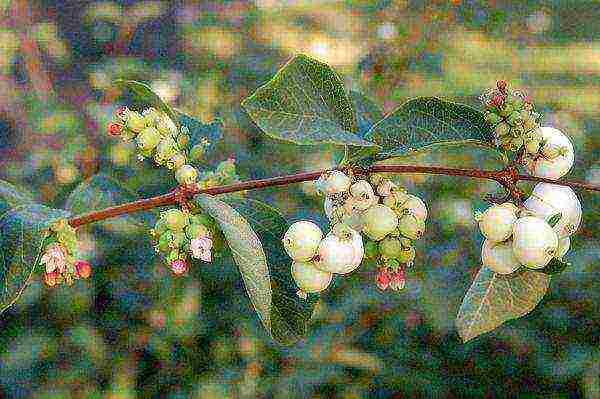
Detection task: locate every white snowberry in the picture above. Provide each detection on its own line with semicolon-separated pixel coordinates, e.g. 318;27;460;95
400;194;428;222
524;183;582;238
282;221;323;261
397;213;426;240
512;216;559;269
315;225;364;274
481;240;521;275
476;203;518;243
316;170;351;195
349;180;378;210
526;126;574;180
557;237;570;259
362;204;398;241
291;261;333;295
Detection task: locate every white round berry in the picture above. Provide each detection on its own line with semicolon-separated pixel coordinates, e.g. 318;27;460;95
524;183;582;238
315;226;363;274
323;197;335;220
397;213;426;240
316;170;351;195
526;126;574;180
512;216;559;269
477;203;518;243
481;240;521;275
400;194;428;222
557;237;570;259
362;204;398;241
291;261;332;294
282;221;323;261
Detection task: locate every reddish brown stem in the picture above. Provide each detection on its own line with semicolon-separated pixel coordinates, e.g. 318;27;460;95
68;165;598;228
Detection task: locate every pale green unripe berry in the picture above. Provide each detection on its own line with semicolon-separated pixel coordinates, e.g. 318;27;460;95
400;194;428;222
524;183;582;238
315;226;363;274
476;203;518;243
397;213;425;240
189;143;208;162
291;261;332;295
167;153;186;170
158;231;173;252
126;111;146;133
142;108;161;126
526;126;574;180
495;123;510;137
185;223;210;240
557;237;570;259
349;180;377;210
156;115;177;136
512;216;558;269
362;204;398;241
163;209;189;231
175;164;198;185
316;170;351;195
481;240;521;275
379;237;402;259
397;242;416;264
136;126;162;151
525;138;541;155
154;136;179;165
282;221;323;262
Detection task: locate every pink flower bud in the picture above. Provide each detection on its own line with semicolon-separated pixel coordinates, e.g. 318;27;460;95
108;123;123;136
376;268;391;291
44;271;60;287
75;260;92;279
490;94;505;109
390;269;406;291
170;259;188;276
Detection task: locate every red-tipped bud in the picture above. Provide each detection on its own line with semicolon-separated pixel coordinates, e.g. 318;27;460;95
496;80;508;93
44;271;60;287
376;268;391;291
490;95;505;109
108;123;123;136
390;269;406;291
75;260;92;279
170;259;188;276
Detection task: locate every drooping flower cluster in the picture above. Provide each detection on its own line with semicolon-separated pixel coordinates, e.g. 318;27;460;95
282;170;428;298
477;183;581;274
482;81;575;180
40;219;92;287
150;208;215;275
108;106;209;186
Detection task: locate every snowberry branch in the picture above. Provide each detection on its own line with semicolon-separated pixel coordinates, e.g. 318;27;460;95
68;165;598;228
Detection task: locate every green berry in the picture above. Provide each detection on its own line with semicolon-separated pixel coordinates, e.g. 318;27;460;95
485;112;501;125
158;231;173;252
154;136;179;165
379;237;403;259
167;249;182;263
142;108;161;126
189;144;207;162
397;244;416;264
171;231;186;248
507;111;523;127
167;153;186;170
386;259;400;271
495;123;510;137
126;111;146;133
136;126;162;151
362;205;398;241
175;164;198;185
185;223;210;240
162;209;189;231
397;214;425;240
364;240;379;259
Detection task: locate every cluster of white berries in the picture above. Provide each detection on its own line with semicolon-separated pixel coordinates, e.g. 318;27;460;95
282;170;428;298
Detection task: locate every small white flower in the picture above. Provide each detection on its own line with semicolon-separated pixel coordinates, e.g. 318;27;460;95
190;236;213;262
40;243;67;274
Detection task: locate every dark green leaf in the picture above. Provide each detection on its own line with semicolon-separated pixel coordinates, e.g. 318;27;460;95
456;266;550;342
194;194;272;333
349;90;384;136
536;258;570;275
176;112;223;157
0;180;36;216
115;79;178;125
223;197;318;345
65;174;157;234
366;97;496;158
0;204;69;314
242;54;376;147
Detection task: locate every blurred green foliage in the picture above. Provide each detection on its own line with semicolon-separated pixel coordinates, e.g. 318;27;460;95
0;0;598;397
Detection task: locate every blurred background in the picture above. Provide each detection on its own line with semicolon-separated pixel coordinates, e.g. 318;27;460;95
0;0;598;397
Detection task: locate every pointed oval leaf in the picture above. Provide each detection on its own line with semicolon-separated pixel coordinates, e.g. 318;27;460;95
349;90;384;137
194;194;272;332
223;197;318;345
115;79;178;124
0;204;70;314
242;54;376;147
0;180;36;216
366;97;497;158
65;174;157;234
456;266;550;342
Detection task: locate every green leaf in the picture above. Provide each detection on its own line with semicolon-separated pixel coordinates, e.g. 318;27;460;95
223;197;318;345
536;258;570;275
194;194;272;333
242;54;376;147
176;112;223;157
0;180;36;216
0;203;69;315
456;266;550;342
115;79;178;125
366;97;496;158
65;174;157;234
349;90;384;137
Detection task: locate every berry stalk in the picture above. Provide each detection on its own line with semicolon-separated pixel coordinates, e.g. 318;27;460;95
68;165;598;228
